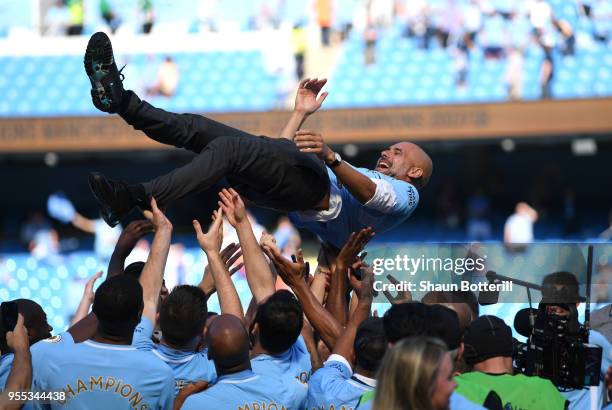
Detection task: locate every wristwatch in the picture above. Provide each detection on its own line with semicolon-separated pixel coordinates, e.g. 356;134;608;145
328;152;342;168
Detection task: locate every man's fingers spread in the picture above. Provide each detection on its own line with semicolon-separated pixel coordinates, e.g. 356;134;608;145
230;262;244;275
193;220;203;234
226;250;243;267
220;242;237;258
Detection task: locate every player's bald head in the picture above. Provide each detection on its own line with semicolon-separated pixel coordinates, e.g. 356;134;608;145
207;314;250;371
375;142;432;189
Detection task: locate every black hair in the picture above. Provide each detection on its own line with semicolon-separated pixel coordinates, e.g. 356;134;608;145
382;302;431;344
159;285;208;347
421;290;479;318
92;275;143;338
354;317;387;372
255;290;303;354
124;262;146;279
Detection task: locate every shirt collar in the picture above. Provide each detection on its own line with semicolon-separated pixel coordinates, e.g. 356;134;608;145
352;373;377;387
217;369;257;383
154;343;197;363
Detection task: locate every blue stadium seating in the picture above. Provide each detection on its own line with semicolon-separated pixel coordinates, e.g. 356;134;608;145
325;29;612;108
0;0;610;115
0;50;280;117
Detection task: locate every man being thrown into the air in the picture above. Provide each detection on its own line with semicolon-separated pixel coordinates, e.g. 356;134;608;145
84;32;432;250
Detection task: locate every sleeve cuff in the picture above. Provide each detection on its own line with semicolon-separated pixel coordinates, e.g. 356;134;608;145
364;179;398;213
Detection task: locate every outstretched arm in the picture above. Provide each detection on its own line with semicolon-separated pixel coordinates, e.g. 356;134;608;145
279;78;328;140
71;213;96;234
219;188;275;303
108;220;155;277
294;130;376;204
193;209;244;321
198;243;243;299
327;228;374;327
333;266;374;362
71;270;103;325
263;246;343;351
68;219;155;342
139;198;173;324
1;314;32;409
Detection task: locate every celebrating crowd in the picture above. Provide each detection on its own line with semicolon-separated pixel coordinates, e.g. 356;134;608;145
1;28;612;410
2;188;612;410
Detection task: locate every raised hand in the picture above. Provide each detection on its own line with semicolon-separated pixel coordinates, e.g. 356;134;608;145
294;78;328;116
83;270;103;303
337;227;375;268
193;208;224;254
6;314;29;354
217;242;243;275
259;231;279;253
382;274;412;304
294;130;334;163
263;246;309;287
349;265;375;304
218;188;247;227
114;220;155;255
143;197;172;232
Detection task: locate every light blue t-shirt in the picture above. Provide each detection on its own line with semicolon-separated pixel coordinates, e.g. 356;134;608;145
181;368;307;410
289;166;419;248
251;335;312;385
306;354;375;410
32;332;174;410
449;391;488;410
0;353;14;391
132;317;217;396
561;329;612;410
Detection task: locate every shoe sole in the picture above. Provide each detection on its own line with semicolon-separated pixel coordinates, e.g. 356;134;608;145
88;172;120;227
84;32;114;79
84;32;116;112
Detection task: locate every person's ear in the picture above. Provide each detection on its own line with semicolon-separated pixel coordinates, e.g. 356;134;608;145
195;334;205;353
407;167;423;179
458;342;464;362
249;322;258;349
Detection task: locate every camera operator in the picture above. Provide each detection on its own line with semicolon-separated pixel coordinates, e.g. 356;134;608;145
538;272;612;410
456;315;568;409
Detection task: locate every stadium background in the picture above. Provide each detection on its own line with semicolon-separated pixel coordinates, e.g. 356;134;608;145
0;0;611;331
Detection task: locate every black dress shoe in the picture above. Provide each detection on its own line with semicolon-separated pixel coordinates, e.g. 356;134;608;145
88;172;135;227
84;32;126;113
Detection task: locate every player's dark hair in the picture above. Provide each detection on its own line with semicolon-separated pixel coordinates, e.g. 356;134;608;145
124;262;145;279
255;290;303;354
354;317;387;372
383;302;431;344
160;285;208;347
92;275;143;339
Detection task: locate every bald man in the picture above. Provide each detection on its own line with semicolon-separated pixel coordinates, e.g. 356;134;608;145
181;314;307;409
85;32;430;246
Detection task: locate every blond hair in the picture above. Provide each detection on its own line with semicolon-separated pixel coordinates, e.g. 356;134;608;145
373;337;448;410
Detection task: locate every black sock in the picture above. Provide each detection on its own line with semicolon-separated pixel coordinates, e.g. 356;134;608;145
128;184;150;210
